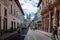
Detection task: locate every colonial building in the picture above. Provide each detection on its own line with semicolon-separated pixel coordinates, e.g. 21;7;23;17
41;0;60;32
34;3;42;30
0;0;24;34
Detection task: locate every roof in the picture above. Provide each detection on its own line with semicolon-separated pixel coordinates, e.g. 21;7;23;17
15;0;24;15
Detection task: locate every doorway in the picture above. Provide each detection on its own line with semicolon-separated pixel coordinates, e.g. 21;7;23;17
3;18;7;32
50;9;54;32
0;16;1;32
56;10;59;27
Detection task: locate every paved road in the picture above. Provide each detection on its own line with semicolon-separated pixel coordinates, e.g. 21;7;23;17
4;29;52;40
4;29;28;40
4;32;26;40
24;29;52;40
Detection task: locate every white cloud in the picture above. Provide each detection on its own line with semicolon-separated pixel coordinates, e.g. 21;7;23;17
24;16;27;19
19;0;38;14
22;3;38;14
32;0;39;3
31;17;34;20
19;0;39;19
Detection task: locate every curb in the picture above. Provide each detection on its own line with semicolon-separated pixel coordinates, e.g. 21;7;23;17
39;31;52;38
43;33;52;38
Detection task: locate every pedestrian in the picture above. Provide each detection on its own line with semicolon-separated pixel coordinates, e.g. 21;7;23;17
18;28;21;34
53;26;59;40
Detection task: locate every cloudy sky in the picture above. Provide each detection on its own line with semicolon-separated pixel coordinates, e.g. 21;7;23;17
19;0;39;20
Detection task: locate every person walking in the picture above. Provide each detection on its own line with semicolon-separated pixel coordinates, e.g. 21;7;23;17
53;26;59;40
18;28;21;34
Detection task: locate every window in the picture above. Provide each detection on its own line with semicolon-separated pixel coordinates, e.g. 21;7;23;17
14;9;15;16
11;5;12;14
3;18;7;32
46;15;49;18
11;21;13;31
38;24;42;26
14;22;16;29
47;0;52;6
37;21;41;23
50;9;54;17
9;0;12;1
4;8;7;16
46;0;49;6
17;23;19;28
52;0;55;4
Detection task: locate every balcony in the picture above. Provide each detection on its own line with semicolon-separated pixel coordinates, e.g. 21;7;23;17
41;0;59;14
41;6;48;14
0;0;9;7
52;0;57;3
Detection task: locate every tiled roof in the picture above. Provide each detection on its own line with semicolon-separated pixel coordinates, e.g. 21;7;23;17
15;0;24;15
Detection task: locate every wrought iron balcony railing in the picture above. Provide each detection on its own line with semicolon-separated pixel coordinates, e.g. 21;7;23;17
41;0;57;13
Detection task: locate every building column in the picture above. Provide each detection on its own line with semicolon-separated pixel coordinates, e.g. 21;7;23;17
49;11;51;32
44;18;45;31
42;19;43;30
54;7;57;26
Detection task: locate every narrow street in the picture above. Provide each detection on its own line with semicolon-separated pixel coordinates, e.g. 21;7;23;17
4;28;28;40
4;28;52;40
25;29;52;40
0;0;60;40
4;32;26;40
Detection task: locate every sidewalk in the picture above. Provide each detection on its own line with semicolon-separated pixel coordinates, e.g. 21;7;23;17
39;30;60;40
0;31;17;40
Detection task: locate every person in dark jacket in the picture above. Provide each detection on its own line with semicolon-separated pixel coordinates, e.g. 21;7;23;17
18;28;21;34
53;26;59;40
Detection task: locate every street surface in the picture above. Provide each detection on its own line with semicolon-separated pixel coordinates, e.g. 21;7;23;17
4;29;52;40
4;28;28;40
24;29;52;40
4;34;25;40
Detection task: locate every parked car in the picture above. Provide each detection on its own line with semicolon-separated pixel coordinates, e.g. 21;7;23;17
20;27;28;36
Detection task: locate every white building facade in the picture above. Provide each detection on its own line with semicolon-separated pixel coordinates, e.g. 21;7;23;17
0;0;24;34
